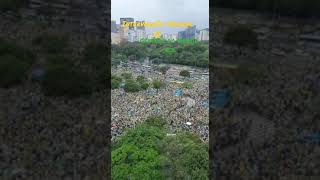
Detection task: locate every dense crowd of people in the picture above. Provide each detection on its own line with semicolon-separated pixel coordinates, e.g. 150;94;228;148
111;62;209;142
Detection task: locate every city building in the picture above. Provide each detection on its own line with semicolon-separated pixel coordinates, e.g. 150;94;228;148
111;20;117;33
198;28;209;41
119;25;129;42
136;21;145;30
178;26;197;39
128;29;137;42
111;32;121;44
136;29;146;41
178;31;186;39
120;17;134;30
185;25;197;39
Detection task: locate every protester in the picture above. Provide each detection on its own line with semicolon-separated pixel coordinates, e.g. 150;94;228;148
111;62;209;141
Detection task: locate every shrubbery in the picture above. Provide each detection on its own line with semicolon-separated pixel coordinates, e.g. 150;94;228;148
121;72;132;80
111;76;122;89
152;79;163;90
124;79;140;92
182;82;193;89
136;76;149;90
179;70;191;77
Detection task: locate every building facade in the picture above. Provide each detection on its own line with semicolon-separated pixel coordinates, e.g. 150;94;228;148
120;17;134;30
111;20;117;33
198;28;209;41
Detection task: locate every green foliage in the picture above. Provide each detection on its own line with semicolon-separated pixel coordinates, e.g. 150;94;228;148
111;78;121;89
182;82;193;89
158;65;169;75
112;43;147;61
33;33;69;54
140;82;149;90
124;79;141;92
159;133;208;179
112;144;165;180
112;52;127;66
113;42;208;67
179;70;191;77
136;76;150;90
224;25;258;50
112;118;208;179
152;79;163;90
112;123;166;180
136;75;146;83
41;65;93;98
145;116;167;128
0;0;26;12
0;55;28;88
121;72;133;80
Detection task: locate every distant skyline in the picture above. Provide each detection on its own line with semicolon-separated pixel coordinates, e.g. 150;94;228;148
111;0;208;34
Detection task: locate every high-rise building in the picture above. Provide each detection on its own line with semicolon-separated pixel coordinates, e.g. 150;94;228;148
136;29;146;41
111;20;117;33
178;31;186;39
128;29;136;42
136;21;145;30
119;26;129;42
198;28;209;41
185;25;197;39
120;17;134;30
111;32;121;44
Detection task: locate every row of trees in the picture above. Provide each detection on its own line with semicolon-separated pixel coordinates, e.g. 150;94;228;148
112;73;165;92
214;0;320;17
112;117;208;179
112;41;209;68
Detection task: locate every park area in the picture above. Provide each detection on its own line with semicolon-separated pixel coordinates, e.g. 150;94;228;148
111;60;209;179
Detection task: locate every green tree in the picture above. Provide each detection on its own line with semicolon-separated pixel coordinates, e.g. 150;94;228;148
121;72;133;80
124;79;140;92
159;133;209;180
179;70;190;78
136;76;149;90
152;79;163;91
159;64;170;77
111;78;121;89
112;117;208;179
